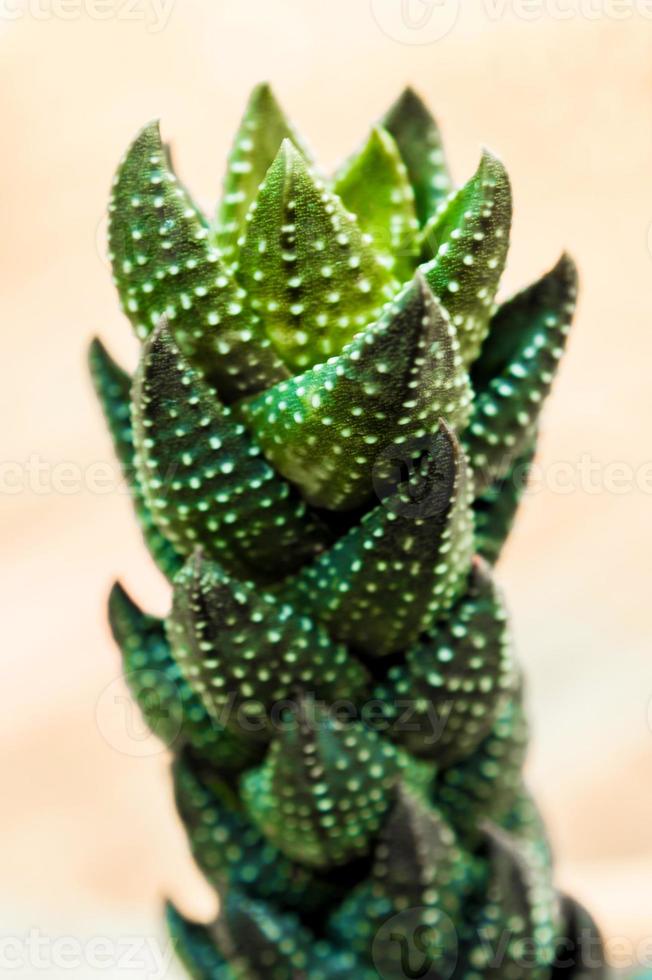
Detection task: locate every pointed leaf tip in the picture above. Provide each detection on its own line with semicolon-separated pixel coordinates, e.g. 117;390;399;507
238;271;472;512
109;119;287;400
466;252;577;491
131;325;330;581
420;148;512;368
237;139;397;372
166;551;368;736
334;124;418;277
215;83;311;268
282;421;474;656
241;701;398;868
382;87;452;224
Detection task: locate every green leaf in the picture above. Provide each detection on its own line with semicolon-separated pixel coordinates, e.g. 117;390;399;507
172;755;329;912
472;253;577;389
436;692;529;846
108;582;258;771
238;272;472;511
420;150;512;368
166;904;234;980
464;254;577;493
215;82;311;266
334;126;418;278
88;338;182;580
280;423;474;657
241;699;398;868
382;87;453;225
474;438;536;564
328;787;477;971
458;825;561;978
376;557;517;767
214;889;368;979
131;325;330;582
108;121;288;400
237;139;397;371
166;553;368;736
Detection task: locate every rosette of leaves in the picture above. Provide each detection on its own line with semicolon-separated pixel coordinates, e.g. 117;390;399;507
91;83;607;979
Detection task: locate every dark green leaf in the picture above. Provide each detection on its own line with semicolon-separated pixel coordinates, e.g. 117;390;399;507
382;87;453;225
131;325;330;582
89;338;182;579
109;121;288;400
280;423;474;657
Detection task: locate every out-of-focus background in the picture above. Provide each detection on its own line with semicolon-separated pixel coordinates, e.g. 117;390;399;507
2;1;651;976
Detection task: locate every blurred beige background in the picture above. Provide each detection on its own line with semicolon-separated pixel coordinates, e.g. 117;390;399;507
2;1;652;976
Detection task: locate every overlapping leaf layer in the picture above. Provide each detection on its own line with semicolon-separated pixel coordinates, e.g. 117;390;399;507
92;85;604;979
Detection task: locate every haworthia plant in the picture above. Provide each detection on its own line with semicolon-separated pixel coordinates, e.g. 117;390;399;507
92;84;607;979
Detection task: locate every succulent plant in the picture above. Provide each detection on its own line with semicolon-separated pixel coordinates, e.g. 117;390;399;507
91;83;609;979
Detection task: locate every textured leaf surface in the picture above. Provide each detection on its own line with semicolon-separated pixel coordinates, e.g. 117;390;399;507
458;823;561;979
241;701;398;868
108;121;287;399
281;423;474;656
421;150;512;368
88;338;182;579
108;582;257;771
215;83;310;266
435;692;529;845
239;272;472;511
328;785;474;970
131;326;329;581
377;557;516;766
334;126;418;278
382;87;452;225
237;139;397;371
474;438;536;564
172;755;329;911
167;553;368;734
214;889;371;979
466;254;577;493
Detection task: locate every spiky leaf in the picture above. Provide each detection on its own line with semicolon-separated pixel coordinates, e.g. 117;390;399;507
382;87;452;225
458;824;561;978
214;889;370;980
215;83;310;266
465;254;577;493
131;325;329;581
421;150;512;368
241;700;398;868
280;423;474;656
435;693;529;845
172;755;329;911
238;272;472;511
474;438;536;564
328;786;475;972
237;139;397;371
334;126;418;277
167;553;368;736
88;338;182;579
376;557;516;766
108;121;287;399
108;583;257;771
